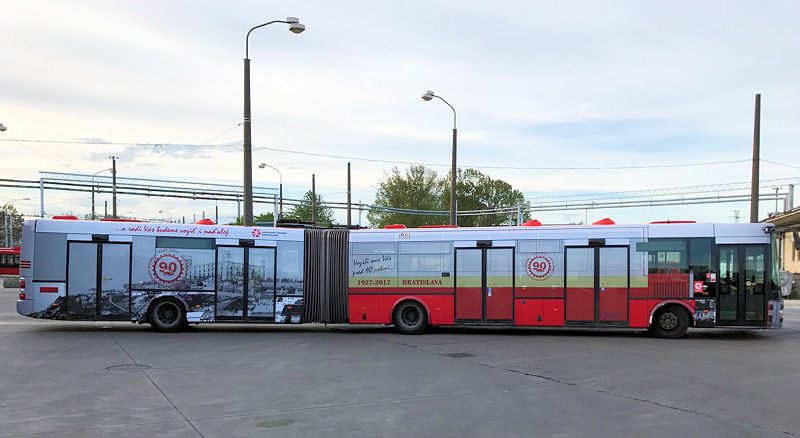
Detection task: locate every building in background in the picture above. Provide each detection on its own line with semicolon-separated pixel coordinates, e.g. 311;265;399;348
765;207;800;298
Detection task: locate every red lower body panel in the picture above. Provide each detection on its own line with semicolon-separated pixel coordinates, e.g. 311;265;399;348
486;287;513;320
515;299;564;326
565;287;594;321
455;287;482;319
348;294;454;325
598;287;627;322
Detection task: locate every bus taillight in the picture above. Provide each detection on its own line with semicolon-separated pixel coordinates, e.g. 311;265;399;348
19;280;25;300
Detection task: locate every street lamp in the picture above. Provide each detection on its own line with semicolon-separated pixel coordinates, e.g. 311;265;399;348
3;197;30;246
258;162;283;222
158;209;173;222
421;90;458;226
91;168;112;220
0;123;7;132
242;17;305;227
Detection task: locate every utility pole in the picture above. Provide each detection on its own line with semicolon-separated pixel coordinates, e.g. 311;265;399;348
749;94;760;223
110;156;119;219
347;162;352;226
311;174;316;225
104;201;108;219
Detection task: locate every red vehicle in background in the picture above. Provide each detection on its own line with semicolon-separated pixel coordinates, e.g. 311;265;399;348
0;246;21;276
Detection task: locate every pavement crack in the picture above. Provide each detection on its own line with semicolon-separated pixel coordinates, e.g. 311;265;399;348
107;333;205;438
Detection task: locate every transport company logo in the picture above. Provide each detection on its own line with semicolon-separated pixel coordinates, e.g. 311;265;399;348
149;251;186;285
252;228;262;238
525;254;553;280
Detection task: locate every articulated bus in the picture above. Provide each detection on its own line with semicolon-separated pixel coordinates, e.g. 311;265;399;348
0;246;21;276
16;217;784;338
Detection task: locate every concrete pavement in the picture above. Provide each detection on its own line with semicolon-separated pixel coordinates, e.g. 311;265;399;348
1;286;799;437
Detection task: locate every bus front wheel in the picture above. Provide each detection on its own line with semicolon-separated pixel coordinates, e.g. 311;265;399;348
393;300;428;335
149;298;188;333
650;305;689;339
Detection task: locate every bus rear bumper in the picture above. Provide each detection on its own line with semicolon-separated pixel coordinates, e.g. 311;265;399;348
16;299;33;316
768;300;783;329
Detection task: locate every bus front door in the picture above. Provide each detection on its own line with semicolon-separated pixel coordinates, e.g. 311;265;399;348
454;247;514;323
717;245;766;325
67;241;131;320
565;246;629;325
215;245;276;321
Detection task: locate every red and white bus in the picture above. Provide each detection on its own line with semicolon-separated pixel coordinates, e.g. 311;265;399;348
16;217;784;338
0;246;21;276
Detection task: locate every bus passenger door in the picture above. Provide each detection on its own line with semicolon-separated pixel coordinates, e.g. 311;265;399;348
565;245;629;325
99;243;131;319
454;247;514;323
455;249;482;321
717;245;766;325
67;241;131;320
216;245;276;320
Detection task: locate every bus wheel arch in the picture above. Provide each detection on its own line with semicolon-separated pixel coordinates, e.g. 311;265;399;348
392;298;429;335
148;296;188;333
649;302;692;339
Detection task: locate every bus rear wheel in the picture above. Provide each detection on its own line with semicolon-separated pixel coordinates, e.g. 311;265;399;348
149;298;188;333
650;305;689;339
393;300;428;335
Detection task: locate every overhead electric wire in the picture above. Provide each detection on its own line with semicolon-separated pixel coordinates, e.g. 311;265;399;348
0;137;766;171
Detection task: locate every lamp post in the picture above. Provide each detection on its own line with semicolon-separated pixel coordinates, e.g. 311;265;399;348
158;209;173;222
91;168;112;220
421;90;458;226
0;123;7;132
242;17;305;226
258;163;283;222
3;197;30;246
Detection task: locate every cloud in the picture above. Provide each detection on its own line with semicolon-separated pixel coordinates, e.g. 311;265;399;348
2;0;799;223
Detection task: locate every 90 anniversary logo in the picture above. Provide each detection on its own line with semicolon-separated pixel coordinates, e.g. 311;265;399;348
148;250;186;285
525;254;554;280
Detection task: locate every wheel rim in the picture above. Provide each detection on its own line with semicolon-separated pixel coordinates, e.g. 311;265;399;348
401;306;420;327
658;311;678;331
157;303;179;325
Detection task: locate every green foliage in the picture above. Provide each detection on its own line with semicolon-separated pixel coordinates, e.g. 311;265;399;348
369;165;529;228
286;191;334;226
234;212;275;226
440;168;530;227
367;165;447;228
1;203;25;246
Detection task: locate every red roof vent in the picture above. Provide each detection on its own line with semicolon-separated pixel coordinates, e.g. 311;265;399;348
521;219;542;227
384;224;406;229
194;218;215;225
649;220;696;224
100;218;143;222
52;215;78;220
592;218;615;225
419;225;458;228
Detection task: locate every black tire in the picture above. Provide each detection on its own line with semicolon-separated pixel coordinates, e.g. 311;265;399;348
149;298;188;333
650;305;690;339
392;300;428;335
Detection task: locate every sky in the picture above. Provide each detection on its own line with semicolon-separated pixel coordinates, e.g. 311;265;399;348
1;0;799;226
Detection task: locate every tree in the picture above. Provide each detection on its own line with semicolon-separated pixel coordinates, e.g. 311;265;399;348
235;212;274;226
1;203;25;246
286;191;334;226
440;168;530;227
369;165;529;228
367;165;447;228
